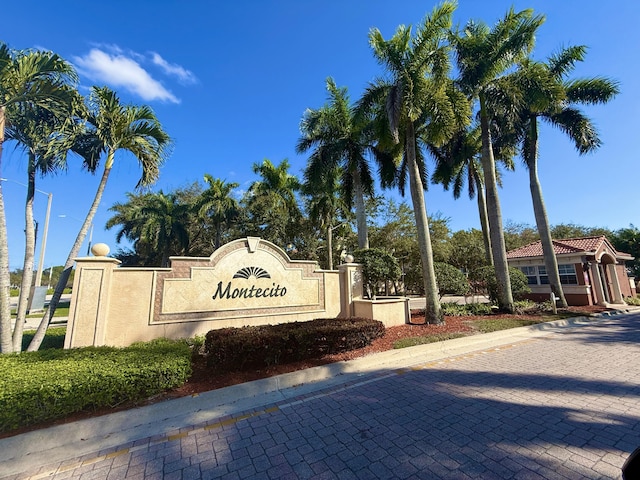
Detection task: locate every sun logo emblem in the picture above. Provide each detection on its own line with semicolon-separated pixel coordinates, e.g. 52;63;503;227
233;266;271;279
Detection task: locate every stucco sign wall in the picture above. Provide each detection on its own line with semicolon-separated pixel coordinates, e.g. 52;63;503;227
152;237;325;323
65;237;410;348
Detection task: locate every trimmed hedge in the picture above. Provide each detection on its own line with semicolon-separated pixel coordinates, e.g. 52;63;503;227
204;317;385;372
0;338;192;433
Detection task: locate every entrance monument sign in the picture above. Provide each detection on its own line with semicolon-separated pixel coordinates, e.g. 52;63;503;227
65;237;409;349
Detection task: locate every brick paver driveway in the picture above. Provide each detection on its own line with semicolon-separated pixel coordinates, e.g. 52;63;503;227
27;314;640;479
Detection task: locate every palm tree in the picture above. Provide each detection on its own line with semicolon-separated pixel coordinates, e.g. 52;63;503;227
5;94;82;351
302;164;348;270
0;43;78;353
246;158;301;248
196;175;239;250
451;8;545;312
515;46;619;307
28;86;170;351
297;78;378;249
107;191;190;267
359;1;468;324
431;125;516;266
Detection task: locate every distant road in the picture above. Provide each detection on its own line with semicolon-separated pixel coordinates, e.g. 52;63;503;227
9;293;72;310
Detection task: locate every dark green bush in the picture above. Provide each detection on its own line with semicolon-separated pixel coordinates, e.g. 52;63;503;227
353;248;401;298
434;262;470;297
471;266;531;304
0;338;192;433
204;318;385;372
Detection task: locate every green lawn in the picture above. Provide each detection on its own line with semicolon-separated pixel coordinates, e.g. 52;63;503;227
394;332;466;349
11;301;70;318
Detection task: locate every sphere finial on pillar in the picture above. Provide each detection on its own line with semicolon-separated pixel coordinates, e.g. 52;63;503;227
91;243;110;257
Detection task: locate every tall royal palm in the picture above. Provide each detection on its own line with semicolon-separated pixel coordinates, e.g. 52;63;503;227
361;2;468;324
431;128;492;265
247;159;301;248
452;8;545;312
197;175;240;250
516;46;619;307
297;78;377;249
431;125;516;267
0;44;78;353
28;86;170;351
303;164;348;270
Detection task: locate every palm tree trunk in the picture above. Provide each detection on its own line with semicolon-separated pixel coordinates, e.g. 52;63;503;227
527;120;568;308
353;170;369;249
406;123;442;324
473;169;493;265
215;221;222;250
0;106;14;352
479;96;513;312
327;224;333;270
12;160;37;351
27;165;112;351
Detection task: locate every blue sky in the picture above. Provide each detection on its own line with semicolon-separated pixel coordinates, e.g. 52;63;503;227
2;1;638;271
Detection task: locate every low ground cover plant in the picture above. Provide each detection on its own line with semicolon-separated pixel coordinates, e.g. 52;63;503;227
204;317;385;372
0;338;191;433
394;333;466;349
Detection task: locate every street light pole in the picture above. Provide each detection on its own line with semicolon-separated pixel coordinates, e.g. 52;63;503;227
34;192;52;287
87;223;94;256
0;178;52;287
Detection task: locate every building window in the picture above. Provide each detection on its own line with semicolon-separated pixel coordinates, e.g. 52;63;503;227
538;265;549;285
518;264;577;285
520;266;538;285
558;264;578;285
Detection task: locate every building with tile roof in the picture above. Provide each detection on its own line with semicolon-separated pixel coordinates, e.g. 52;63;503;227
506;236;636;306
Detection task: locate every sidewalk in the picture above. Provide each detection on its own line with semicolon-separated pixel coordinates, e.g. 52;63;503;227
3;309;638;478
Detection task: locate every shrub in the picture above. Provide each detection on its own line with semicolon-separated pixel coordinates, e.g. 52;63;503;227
204;318;385;372
434;262;470;298
0;338;192;433
471;266;531;304
353;248;400;298
440;302;493;316
626;295;640;306
513;300;545;314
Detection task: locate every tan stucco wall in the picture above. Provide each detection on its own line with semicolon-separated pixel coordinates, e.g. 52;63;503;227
66;239;351;348
352;297;410;327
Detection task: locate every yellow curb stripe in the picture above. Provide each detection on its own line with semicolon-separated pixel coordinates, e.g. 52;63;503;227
105;448;130;459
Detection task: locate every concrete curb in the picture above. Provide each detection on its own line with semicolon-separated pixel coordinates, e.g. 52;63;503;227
0;311;633;477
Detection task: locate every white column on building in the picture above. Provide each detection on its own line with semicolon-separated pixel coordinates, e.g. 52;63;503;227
589;263;606;305
607;263;624;303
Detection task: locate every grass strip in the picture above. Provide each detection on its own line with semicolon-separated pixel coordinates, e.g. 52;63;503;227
393;333;466;349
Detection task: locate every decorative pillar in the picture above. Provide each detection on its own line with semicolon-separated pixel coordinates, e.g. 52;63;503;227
589;263;606;305
607;263;624;304
64;244;120;349
338;258;362;318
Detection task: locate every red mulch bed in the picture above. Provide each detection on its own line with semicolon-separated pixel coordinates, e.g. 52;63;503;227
1;305;610;438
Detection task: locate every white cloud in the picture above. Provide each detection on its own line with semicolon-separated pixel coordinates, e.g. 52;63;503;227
151;52;197;85
73;48;180;103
